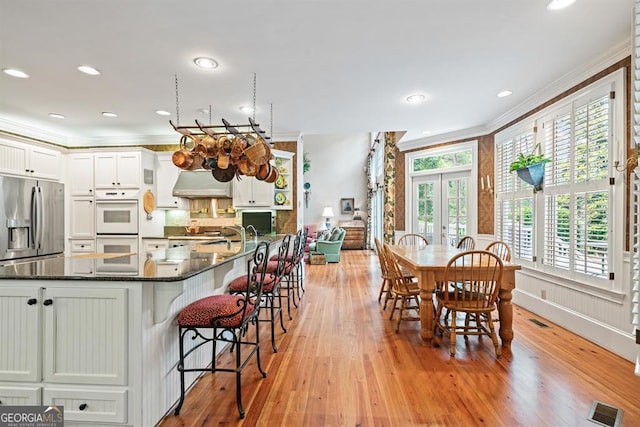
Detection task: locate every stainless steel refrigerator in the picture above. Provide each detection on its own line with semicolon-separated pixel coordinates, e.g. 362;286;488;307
0;176;64;262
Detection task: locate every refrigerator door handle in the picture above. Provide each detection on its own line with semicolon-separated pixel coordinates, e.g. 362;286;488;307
30;186;37;249
36;186;44;250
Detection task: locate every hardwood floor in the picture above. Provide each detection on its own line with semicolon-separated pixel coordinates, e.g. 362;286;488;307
159;250;640;426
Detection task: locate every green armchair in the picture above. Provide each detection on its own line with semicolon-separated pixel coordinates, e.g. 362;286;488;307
308;227;346;263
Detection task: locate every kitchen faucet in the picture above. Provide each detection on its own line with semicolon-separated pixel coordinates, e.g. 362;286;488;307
222;225;246;244
245;225;258;242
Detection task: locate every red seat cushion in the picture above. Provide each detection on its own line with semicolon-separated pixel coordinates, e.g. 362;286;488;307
269;252;295;262
177;295;255;328
266;260;292;275
228;272;280;293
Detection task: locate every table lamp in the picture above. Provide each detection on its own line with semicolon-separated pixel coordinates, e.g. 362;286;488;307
322;206;334;229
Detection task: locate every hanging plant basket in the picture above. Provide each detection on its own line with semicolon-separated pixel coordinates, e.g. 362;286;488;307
515;162;546;192
509;143;550;192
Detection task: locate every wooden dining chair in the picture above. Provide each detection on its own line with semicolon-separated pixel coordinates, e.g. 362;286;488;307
456;236;476;250
397;233;429;248
434;250;503;358
485;240;511;262
383;244;421;332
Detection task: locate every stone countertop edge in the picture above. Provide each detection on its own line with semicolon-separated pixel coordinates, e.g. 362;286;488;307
0;237;282;283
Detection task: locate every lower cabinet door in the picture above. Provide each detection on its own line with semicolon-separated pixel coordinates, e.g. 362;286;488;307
43;387;127;424
42;288;128;385
0;385;41;406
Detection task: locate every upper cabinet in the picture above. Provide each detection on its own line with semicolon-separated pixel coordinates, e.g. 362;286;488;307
0;138;62;180
67;153;95;196
94;152;141;189
233;177;273;208
156;152;188;209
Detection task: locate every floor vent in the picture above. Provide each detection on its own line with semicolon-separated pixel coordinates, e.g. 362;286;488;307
587;400;623;427
528;318;549;328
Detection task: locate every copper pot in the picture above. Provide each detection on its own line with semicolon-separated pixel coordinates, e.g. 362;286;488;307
264;165;279;183
195;135;218;158
256;162;271;181
172;149;205;170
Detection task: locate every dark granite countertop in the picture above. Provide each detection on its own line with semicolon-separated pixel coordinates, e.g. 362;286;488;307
0;239;276;282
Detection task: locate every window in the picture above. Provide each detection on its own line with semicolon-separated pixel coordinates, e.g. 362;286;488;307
495;70;624;289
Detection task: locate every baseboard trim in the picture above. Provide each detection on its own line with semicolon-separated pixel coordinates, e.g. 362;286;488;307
513;289;637;363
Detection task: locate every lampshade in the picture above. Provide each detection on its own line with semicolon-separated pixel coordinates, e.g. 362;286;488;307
322;207;334;218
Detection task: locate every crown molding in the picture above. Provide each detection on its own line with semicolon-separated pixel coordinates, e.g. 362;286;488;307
0;117;69;146
397;125;487;152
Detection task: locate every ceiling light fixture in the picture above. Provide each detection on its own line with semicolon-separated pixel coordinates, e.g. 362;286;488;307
2;68;29;78
193;57;219;69
155;110;171;116
48;113;65;119
239;105;254;114
422;130;432;135
102;112;118;117
77;65;101;75
546;0;576;10
497;90;513;98
406;94;425;104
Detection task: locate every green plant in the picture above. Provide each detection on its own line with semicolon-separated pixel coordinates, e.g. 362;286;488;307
509;145;551;172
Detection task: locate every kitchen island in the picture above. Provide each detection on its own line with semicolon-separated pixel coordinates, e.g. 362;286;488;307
0;238;279;426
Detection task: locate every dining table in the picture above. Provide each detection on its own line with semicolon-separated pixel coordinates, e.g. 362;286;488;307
388;244;522;349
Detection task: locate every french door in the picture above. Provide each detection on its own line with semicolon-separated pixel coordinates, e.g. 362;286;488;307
412;171;471;246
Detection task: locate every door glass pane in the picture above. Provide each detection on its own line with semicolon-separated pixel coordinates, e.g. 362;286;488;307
445;177;469;246
416;182;435;243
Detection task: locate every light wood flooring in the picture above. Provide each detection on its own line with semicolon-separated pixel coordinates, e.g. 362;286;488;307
159;249;640;426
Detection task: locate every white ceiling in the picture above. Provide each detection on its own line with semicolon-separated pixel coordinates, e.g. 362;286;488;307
0;0;634;147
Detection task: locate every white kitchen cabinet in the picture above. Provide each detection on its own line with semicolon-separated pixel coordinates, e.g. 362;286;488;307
0;286;42;383
94;152;141;189
233;177;273;208
0;385;41;406
0;138;61;180
67;239;95;275
156;152;188;209
68;153;95;196
0;284;129;423
70;198;95;238
43;287;128;385
0;286;128;386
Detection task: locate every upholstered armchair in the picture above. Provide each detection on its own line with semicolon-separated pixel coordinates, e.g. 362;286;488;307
308;227;346;263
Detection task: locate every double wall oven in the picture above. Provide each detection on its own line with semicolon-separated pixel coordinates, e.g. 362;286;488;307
95;190;139;275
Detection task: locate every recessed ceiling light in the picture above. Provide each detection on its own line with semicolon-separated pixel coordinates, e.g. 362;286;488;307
546;0;576;10
422;130;432;135
193;57;219;69
102;112;118;117
155;110;171;116
198;108;211;114
48;113;65;119
497;90;513;98
2;68;29;78
77;65;101;75
239;105;254;114
406;94;425;104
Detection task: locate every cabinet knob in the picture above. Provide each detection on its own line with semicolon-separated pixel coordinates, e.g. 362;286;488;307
27;298;37;305
31;170;35;173
89;189;93;192
89;200;93;204
112;182;116;186
79;403;87;411
117;182;121;186
43;299;53;306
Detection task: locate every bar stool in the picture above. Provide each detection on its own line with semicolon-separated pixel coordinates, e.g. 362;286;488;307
229;234;291;352
276;229;305;319
174;241;270;419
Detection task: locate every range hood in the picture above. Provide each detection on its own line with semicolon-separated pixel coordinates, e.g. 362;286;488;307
172;171;233;198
